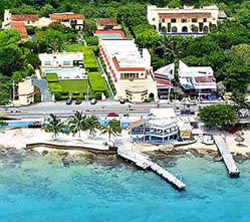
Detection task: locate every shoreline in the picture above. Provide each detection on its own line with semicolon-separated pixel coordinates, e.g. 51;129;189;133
1;128;250;162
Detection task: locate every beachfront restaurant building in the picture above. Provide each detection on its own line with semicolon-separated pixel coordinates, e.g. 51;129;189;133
100;39;158;103
130;108;179;143
178;60;217;99
147;4;225;35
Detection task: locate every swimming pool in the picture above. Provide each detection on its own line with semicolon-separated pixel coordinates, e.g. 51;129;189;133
95;34;123;40
43;68;87;80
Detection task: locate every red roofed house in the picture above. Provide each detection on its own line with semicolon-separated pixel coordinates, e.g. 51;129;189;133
10;22;28;41
2;9;85;40
147;5;225;34
96;18;121;30
100;39;158;103
50;13;84;30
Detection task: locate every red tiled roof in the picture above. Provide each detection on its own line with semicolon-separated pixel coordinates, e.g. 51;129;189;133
194;76;215;83
112;57;145;72
11;22;28;40
159;12;211;19
50;13;84;20
11;14;39;21
96;18;119;26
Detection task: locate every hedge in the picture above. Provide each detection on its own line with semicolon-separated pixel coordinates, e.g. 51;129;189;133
49;82;62;92
46;73;59;82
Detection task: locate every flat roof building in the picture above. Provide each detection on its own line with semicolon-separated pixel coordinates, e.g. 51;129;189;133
100;39;158;103
178;60;217;97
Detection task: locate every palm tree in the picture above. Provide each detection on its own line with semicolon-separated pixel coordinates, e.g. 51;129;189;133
42;114;65;141
85;115;101;137
68;111;87;139
0;121;8;132
101;119;122;141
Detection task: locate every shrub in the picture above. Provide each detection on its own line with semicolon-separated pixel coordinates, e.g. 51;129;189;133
49;83;62;92
85;36;99;46
46;73;59;82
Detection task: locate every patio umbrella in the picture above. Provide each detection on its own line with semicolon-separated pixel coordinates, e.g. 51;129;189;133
235;135;245;146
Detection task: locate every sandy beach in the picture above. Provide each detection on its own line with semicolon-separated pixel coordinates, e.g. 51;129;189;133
1;128;250;157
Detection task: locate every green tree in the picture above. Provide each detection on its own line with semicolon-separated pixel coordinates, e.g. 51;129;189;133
45;28;64;52
0;74;12;105
101;119;121;141
85;115;100;136
198;105;239;129
0;120;8;132
68;110;87;138
0;44;26;76
231;90;248;110
39;4;53;17
43;114;66;141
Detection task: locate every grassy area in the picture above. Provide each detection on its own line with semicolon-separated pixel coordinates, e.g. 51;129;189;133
64;44;109;98
60;80;87;95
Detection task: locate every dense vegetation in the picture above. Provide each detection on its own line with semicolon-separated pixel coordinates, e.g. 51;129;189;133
0;0;250;104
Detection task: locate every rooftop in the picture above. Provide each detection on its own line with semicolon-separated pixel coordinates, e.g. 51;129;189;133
96;18;119;26
11;14;39;21
11;21;28;40
50;13;84;20
159;12;211;19
101;39;150;70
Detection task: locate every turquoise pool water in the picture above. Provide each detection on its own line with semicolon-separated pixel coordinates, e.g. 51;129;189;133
95;34;123;40
0;152;249;222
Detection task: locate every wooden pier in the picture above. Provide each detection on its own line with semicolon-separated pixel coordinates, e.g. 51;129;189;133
213;135;240;176
117;145;186;190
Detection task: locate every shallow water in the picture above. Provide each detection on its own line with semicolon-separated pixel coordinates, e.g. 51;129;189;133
0;151;249;222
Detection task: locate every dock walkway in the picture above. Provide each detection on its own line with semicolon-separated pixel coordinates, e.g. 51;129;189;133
117;143;185;190
213;135;240;176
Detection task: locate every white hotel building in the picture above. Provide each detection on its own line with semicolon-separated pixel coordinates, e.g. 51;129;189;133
178;60;217;97
100;39;158;103
147;5;225;34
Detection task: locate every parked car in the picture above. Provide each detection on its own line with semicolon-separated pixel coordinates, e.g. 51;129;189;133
28;121;42;128
120;99;126;104
66;98;72;105
123;113;129;117
75;99;82;105
180;109;195;115
107;112;119;117
90;99;97;105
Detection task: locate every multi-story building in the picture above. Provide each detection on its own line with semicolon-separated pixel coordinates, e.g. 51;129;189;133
13;77;35;106
100;39;158;103
154;63;174;98
130;108;179;143
39;52;86;79
2;9;84;40
49;13;84;30
147;5;226;34
178;60;217;97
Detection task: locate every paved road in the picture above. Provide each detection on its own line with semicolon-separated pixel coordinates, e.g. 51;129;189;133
1;99;222;119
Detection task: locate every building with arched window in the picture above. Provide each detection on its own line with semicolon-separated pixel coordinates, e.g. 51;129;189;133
147;5;226;35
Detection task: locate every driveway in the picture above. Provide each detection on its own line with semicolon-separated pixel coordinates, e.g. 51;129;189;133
32;79;52;102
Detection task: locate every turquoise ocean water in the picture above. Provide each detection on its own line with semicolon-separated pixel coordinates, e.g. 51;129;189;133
0;151;249;222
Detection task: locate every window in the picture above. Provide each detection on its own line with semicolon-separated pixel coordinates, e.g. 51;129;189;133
162;19;165;22
152;18;155;21
44;61;51;65
192;18;197;22
171;18;176;23
63;61;71;65
181;18;187;23
203;18;207;22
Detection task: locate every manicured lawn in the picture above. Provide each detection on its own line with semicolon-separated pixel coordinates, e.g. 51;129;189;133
59;80;87;95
